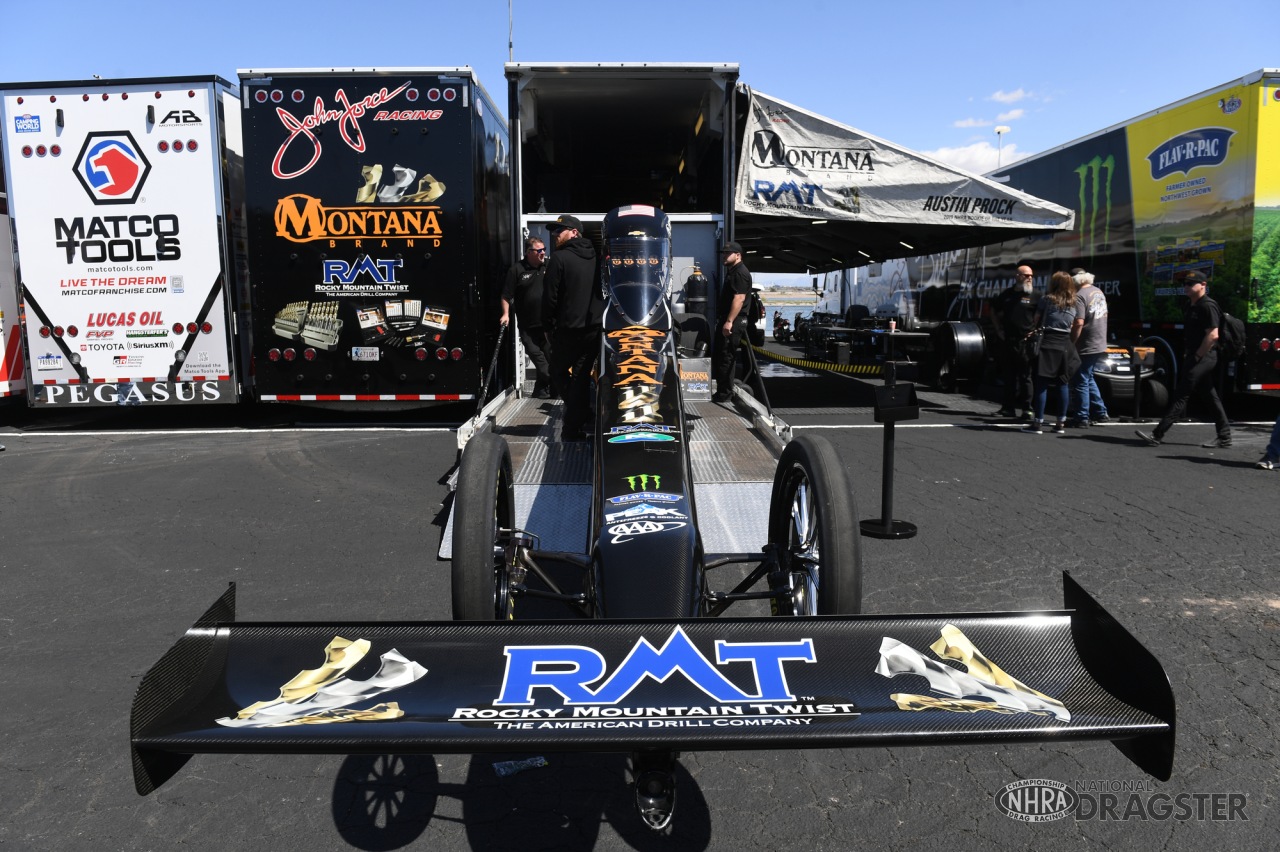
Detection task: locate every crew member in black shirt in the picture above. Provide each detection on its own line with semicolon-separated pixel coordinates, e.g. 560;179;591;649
713;241;752;403
501;237;551;398
1135;270;1232;448
542;214;602;441
991;263;1038;420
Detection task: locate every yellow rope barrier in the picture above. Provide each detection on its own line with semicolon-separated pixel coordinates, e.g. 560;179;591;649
751;345;884;375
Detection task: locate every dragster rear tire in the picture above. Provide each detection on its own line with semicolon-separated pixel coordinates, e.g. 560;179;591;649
451;433;515;621
767;434;862;615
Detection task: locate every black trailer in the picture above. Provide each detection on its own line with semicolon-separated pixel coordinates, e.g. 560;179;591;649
237;67;511;405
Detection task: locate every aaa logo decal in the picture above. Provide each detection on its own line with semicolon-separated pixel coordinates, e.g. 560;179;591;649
74;132;151;205
608;520;686;544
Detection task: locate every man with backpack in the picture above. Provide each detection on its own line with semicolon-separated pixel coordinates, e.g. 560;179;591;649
1135;270;1232;448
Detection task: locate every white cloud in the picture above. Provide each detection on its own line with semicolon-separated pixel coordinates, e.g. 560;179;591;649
922;141;1028;175
997;108;1025;122
990;88;1030;105
953;117;992;128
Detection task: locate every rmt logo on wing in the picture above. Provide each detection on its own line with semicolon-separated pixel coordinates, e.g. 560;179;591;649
74;132;151;205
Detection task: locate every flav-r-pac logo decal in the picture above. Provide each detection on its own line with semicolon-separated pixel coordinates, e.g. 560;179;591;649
74;131;151;205
1146;127;1235;180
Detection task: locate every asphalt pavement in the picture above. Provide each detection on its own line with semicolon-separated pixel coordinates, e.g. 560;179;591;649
1;370;1277;851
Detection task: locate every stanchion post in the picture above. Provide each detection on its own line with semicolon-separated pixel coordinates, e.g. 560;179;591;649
860;361;919;540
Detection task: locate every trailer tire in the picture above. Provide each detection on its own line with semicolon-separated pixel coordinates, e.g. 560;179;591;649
767;434;862;615
451;433;515;621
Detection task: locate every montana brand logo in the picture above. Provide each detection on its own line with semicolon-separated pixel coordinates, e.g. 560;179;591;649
1146;128;1235;180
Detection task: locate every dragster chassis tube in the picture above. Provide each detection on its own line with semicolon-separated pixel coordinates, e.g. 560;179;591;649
130;572;1174;795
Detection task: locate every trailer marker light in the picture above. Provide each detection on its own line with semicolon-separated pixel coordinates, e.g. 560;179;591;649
200;321;213;334
158;141;169;153
303;348;317;361
81;94;90;102
36;145;47;157
450;347;463;361
443;88;456;102
186;322;199;334
66;325;79;337
15;97;22;104
254;90;268;104
435;347;448;360
50;145;61;156
291;89;304;102
39;326;51;338
53;326;65;338
283;348;297;362
406;88;419;101
427;88;440;101
49;95;57;102
270;89;283;103
21;146;32;157
414;348;428;361
173;140;184;152
187;139;198;152
188;90;196;98
102;93;110;101
267;348;281;362
121;92;129;100
172;322;184;334
1260;339;1271;352
154;92;162;99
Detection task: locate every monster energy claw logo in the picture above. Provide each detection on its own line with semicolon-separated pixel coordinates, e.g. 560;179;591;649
1074;155;1114;259
626;475;661;490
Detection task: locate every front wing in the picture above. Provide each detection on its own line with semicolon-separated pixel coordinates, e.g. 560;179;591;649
131;572;1174;794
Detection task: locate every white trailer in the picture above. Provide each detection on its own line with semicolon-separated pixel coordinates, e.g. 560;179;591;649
0;76;243;407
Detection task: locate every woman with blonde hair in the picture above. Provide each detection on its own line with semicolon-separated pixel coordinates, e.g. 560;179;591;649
1021;271;1084;434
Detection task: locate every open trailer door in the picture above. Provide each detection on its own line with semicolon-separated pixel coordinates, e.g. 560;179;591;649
731;89;1073;274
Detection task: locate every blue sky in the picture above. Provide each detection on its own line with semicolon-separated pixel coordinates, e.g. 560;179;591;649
1;0;1274;174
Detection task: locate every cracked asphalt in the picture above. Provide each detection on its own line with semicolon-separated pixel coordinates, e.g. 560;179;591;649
1;377;1276;850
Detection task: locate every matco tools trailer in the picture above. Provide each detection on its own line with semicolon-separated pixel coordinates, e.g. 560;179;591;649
1;159;21;399
237;68;510;405
0;76;243;407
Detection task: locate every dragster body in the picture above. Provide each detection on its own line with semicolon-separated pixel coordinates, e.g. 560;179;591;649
131;205;1175;829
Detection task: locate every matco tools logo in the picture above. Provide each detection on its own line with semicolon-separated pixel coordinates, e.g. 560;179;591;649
74;132;151;205
1146;128;1235;180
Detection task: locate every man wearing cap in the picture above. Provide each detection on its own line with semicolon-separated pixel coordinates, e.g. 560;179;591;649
713;241;752;403
541;215;603;441
1135;270;1232;448
501;237;551;399
1066;268;1110;428
991;262;1038;420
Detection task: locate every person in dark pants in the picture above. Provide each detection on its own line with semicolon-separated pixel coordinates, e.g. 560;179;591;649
712;241;752;403
991;262;1038;420
1135;270;1232;448
542;214;602;442
501;237;552;398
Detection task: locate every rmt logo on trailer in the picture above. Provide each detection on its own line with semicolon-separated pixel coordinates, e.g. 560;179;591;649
74;131;151;205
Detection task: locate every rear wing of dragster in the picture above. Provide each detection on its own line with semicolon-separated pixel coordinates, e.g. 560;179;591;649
130;572;1174;795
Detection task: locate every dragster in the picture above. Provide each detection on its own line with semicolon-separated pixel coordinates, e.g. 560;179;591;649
131;205;1175;832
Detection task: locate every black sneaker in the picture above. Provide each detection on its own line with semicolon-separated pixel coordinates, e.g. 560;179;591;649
994;407;1016;417
1052;421;1067;434
1064;418;1091;429
1090;414;1111;425
1135;430;1161;446
711;393;731;403
1020;421;1044;434
1200;436;1233;449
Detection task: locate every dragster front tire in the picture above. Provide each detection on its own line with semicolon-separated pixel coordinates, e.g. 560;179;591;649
451;433;515;620
767;434;862;615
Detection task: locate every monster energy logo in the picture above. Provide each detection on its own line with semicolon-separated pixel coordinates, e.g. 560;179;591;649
1074;155;1114;259
625;475;662;490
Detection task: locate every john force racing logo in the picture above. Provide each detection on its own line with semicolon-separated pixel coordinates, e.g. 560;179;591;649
73;132;151;205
